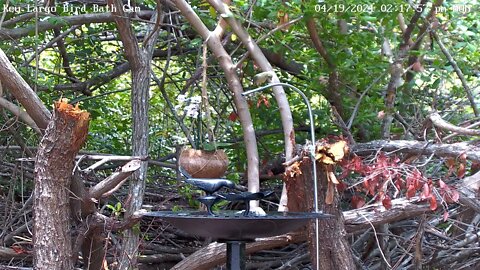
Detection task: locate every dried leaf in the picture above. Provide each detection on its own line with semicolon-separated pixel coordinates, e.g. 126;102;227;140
328;171;340;184
228;112;238;122
351;195;365;209
277;10;290;29
439;179;447;189
325;181;335;204
446;158;456;176
457;163;466;178
382;195;392;210
429;196;438;211
449;189;460;203
328;140;348;161
420;182;430;200
443;188;460;203
406;184;416;199
443;211;449;222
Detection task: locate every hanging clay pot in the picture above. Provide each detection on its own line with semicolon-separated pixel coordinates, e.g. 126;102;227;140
179;148;229;178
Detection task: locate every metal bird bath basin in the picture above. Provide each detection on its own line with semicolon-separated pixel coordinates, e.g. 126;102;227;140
144;210;327;242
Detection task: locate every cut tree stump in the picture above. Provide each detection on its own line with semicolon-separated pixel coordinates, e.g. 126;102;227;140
33;100;89;270
285;152;355;270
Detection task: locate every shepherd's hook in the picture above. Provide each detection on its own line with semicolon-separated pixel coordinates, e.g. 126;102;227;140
242;82;320;270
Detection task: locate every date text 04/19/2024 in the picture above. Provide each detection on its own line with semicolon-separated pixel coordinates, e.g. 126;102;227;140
314;4;471;14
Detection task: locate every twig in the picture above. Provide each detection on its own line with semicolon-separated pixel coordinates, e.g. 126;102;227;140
359;212;392;268
431;31;479;116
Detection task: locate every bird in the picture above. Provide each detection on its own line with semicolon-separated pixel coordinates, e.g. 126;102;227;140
179;166;236;195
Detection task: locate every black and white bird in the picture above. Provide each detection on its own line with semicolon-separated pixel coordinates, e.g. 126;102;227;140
179;166;236;195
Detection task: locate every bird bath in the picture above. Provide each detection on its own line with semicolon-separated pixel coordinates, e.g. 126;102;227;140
143;176;331;270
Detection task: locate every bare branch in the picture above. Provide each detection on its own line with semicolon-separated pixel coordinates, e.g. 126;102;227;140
428;112;480;136
0;49;51;130
0;97;40;134
89;159;142;199
432;31;479;116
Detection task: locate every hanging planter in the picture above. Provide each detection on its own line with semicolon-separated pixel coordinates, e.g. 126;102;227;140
179;147;229;178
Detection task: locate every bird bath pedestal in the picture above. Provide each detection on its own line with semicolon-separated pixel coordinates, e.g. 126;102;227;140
144;211;328;270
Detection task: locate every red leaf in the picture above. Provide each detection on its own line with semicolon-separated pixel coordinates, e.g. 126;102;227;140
363;179;369;190
351;195;366;209
394;178;404;190
256;95;270;108
353;156;363;172
439;179;447;189
336;181;348;192
443;188;460;203
11;246;26;254
457;163;466;178
382;195;392;210
420;182;430;199
429;196;438;211
228;112;239;122
443;211;449;221
445;158;456;176
406;184;416;199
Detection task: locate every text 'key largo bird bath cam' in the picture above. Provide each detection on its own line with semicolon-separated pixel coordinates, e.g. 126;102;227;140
143;83;331;270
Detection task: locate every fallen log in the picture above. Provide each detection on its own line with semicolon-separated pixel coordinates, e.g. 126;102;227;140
170;232;305;270
351;139;480;161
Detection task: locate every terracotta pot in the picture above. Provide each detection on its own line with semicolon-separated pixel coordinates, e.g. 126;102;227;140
179;148;229;178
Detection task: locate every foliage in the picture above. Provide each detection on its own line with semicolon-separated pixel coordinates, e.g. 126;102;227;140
339;152;461;215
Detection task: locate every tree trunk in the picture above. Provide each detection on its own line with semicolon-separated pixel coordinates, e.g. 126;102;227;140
106;0;162;268
172;0;260;210
33;100;89;270
286;143;355;270
206;0;296;211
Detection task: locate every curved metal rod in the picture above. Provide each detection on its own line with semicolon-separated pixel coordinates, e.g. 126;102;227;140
242;82;319;270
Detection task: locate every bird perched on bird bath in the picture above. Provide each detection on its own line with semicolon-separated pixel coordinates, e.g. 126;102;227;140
179;166;236;195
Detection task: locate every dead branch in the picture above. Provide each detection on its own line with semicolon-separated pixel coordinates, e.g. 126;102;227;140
0;247;30;260
0;97;40;134
351;140;480;162
428;112;480;136
89;159;142;199
170;232;305;270
432;31;479;116
343;198;430;234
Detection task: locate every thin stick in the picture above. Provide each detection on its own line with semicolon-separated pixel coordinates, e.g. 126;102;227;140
359;212;392;268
